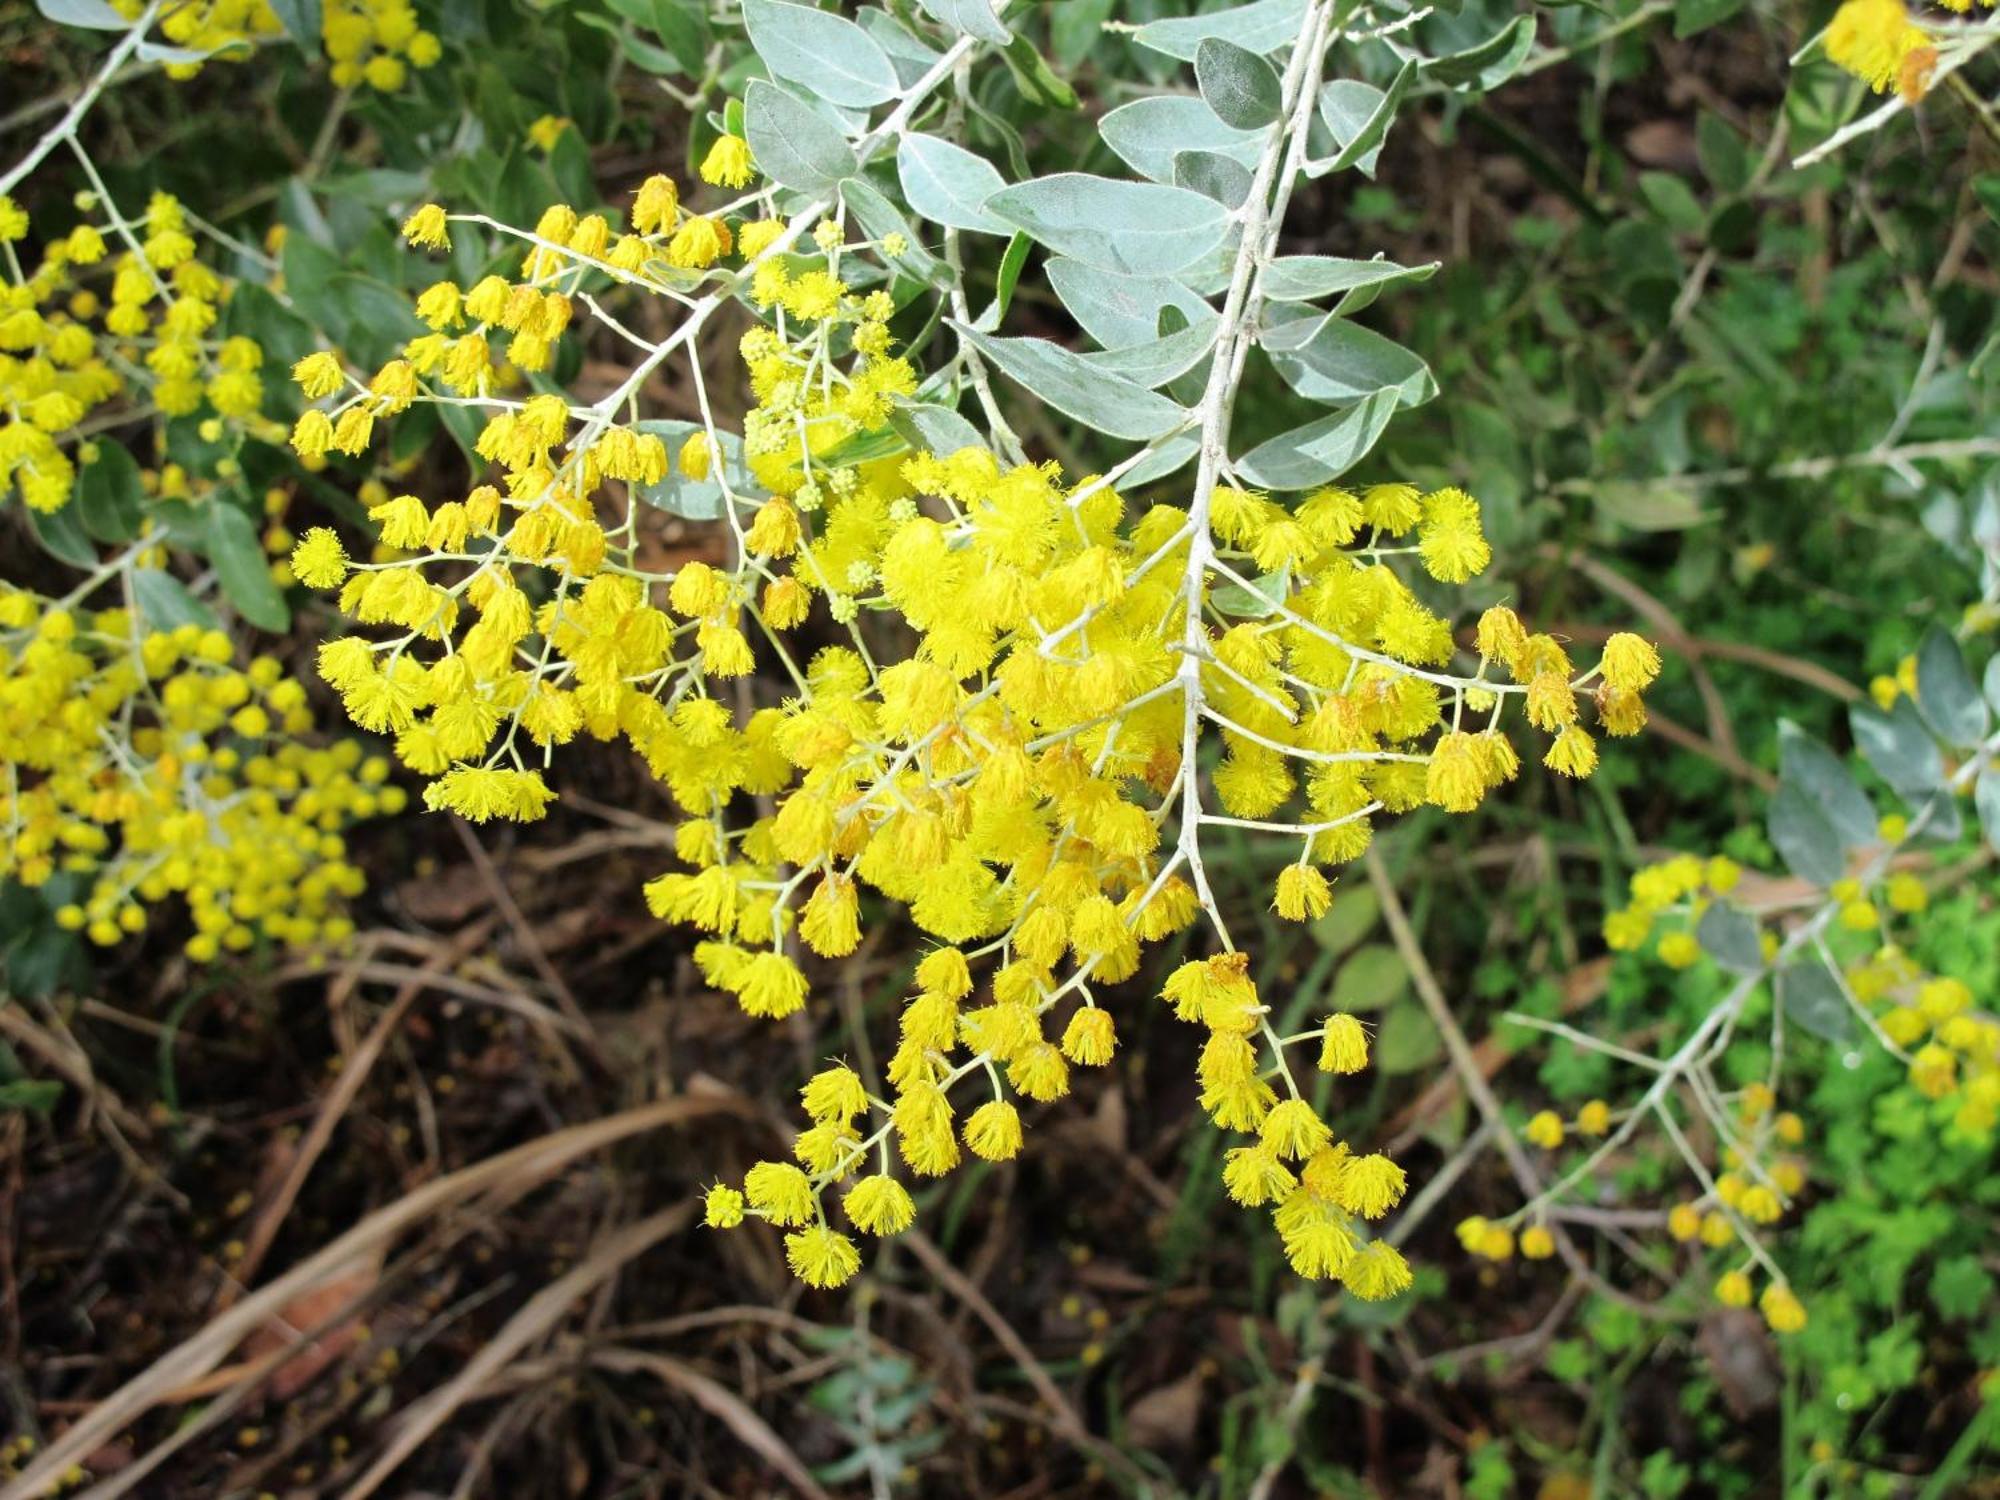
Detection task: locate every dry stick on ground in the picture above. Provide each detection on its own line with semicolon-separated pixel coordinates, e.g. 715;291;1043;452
1412;1278;1589;1375
0;1002;156;1187
215;915;498;1310
336;1202;696;1500
586;1346;836;1500
0;1096;746;1500
1362;850;1674;1321
265;957;588;1038
900;1231;1152;1489
67;1229;443;1500
452;816;608;1075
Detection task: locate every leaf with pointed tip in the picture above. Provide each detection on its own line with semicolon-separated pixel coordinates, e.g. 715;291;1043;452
1776;721;1876;848
1132;0;1306;60
1422;15;1537;90
741;0;898;107
1316;60;1416;177
896;132;1009;233
1778;960;1853;1044
1195;36;1281;129
744;80;857;193
205;504;290;633
1851;697;1946;802
1768;782;1844;888
915;0;1009;44
1262;313;1437;407
983;174;1229;277
1915;625;1989;746
1261;254;1440;309
1046;258;1216;349
1081;322;1218;387
1099;96;1260;183
1233;389;1400;490
1696;903;1763;975
953;322;1189;439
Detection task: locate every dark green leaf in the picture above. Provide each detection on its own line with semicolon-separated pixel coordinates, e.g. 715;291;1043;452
1674;0;1744;37
265;0;319;47
1375;996;1441;1073
0;1079;62;1114
132;567;219;632
1638;171;1705;235
993;230;1030;323
74;443;145;544
204;504;290;633
999;34;1080;110
28;500;97;568
1422;15;1536;91
1696;112;1751;193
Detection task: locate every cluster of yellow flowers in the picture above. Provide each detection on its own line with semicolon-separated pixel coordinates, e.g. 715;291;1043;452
1823;0;1937;100
1476;1085;1809;1333
1609;848;1997;1129
1;191;278;515
277;144;1666;1288
1850;960;1999;1127
1663;1085;1812;1333
322;0;442;90
1495;807;2000;1335
102;0;440;87
107;0;283;76
0;584;394;958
